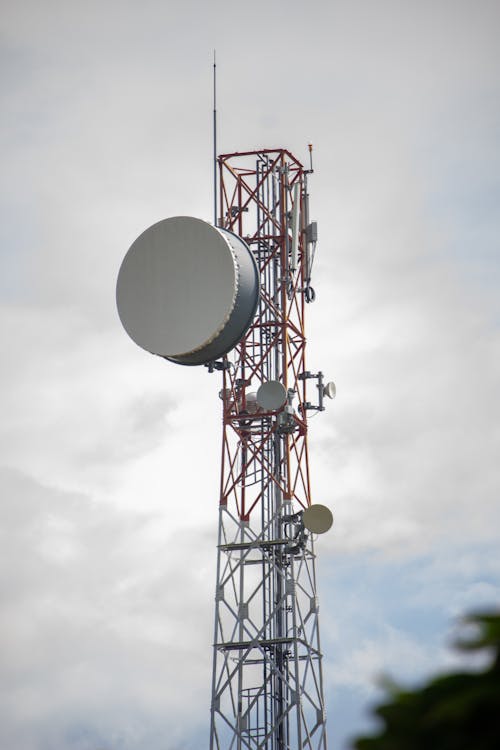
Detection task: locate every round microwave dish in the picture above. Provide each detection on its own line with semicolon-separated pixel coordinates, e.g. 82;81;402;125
116;216;260;365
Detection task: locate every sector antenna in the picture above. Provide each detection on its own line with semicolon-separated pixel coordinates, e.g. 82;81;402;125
116;147;335;750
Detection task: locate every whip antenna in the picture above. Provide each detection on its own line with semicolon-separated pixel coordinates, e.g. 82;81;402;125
213;50;217;226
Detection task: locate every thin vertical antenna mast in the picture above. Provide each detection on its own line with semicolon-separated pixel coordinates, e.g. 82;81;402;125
213;50;217;226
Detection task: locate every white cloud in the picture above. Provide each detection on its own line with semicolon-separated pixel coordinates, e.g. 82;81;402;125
331;624;435;693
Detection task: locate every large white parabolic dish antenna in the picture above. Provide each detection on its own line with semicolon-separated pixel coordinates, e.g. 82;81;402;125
116;217;259;365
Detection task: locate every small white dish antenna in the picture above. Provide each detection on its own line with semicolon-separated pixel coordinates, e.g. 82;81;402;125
256;381;288;411
323;381;336;400
302;504;333;534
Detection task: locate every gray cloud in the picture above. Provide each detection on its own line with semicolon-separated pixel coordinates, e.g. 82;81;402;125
0;467;215;749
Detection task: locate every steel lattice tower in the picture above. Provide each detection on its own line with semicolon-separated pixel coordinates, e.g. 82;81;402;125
209;148;328;750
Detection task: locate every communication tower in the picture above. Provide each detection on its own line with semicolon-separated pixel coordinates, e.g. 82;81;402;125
116;146;334;750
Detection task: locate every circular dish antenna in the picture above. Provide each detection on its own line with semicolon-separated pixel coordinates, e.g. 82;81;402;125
256;381;288;411
323;381;336;400
302;504;333;534
116;217;259;366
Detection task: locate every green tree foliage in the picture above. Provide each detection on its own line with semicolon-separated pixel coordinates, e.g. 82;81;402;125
352;611;500;750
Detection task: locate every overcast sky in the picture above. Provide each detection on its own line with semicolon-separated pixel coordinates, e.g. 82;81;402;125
1;1;500;749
